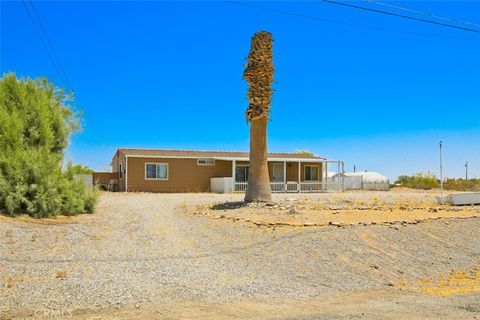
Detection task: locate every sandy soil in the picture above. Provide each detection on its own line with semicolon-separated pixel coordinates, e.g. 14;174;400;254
1;190;479;319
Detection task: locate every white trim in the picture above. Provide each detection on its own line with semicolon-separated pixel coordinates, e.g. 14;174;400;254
272;163;284;182
231;160;236;191
197;158;215;166
215;156;327;162
145;162;169;180
304;164;320;182
298;161;301;183
234;163;249;183
125;157;128;192
123;154;327;162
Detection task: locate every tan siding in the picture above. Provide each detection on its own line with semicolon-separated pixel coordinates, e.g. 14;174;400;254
286;162;299;181
235;161;323;183
301;162;323;182
126;157;232;192
266;162;323;182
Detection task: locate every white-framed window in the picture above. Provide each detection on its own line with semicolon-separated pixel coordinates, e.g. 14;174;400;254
145;163;168;180
235;164;249;182
304;165;319;181
197;159;215;166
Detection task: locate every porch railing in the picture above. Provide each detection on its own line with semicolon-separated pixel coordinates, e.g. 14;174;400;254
233;181;343;193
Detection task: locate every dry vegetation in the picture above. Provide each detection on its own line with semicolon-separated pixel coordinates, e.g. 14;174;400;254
187;189;480;228
1;190;479;319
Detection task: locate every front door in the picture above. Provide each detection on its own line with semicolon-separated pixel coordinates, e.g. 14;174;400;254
272;163;284;182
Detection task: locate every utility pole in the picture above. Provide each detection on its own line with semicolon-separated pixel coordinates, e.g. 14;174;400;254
465;161;468;180
439;141;444;203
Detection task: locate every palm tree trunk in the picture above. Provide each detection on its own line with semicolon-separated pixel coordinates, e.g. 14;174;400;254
245;118;271;202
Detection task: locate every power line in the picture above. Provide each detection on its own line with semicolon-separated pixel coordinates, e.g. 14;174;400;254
363;0;480;29
226;1;479;41
22;0;71;88
321;0;480;34
26;0;73;89
22;0;109;146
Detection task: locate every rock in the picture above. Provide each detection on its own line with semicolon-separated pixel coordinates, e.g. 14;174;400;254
287;209;297;215
329;222;341;227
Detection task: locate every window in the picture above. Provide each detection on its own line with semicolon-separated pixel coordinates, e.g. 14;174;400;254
145;163;168;180
235;165;249;182
304;165;319;181
197;159;215;166
119;164;123;179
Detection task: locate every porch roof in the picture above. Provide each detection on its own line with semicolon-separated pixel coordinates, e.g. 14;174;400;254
117;148;326;161
213;156;327;163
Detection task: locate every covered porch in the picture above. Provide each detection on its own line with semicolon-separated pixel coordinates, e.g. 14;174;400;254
231;159;344;193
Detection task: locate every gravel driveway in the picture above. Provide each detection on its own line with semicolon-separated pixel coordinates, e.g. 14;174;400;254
1;192;479;319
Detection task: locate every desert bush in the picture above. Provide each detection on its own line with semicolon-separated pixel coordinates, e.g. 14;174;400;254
443;178;480;192
394;172;440;190
0;73;97;217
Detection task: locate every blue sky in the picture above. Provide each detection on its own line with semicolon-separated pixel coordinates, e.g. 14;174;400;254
1;1;479;180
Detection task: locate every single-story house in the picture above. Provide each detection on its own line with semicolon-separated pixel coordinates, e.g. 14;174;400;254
97;148;344;193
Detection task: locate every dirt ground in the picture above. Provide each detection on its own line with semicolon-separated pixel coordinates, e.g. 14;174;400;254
1;189;479;319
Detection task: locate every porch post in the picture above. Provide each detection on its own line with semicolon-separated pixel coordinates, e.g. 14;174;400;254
298;161;301;193
232;160;236;192
283;161;287;192
324;162;328;191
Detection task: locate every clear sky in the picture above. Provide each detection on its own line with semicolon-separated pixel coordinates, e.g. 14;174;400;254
1;1;479;180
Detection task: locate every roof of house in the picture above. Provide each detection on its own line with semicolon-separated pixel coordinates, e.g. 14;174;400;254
116;148;326;161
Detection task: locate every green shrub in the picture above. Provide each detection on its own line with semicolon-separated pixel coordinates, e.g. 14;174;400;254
394;172;440;190
0;73;97;217
443;178;480;192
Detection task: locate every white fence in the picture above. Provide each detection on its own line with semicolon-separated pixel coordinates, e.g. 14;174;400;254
234;181;343;193
75;174;93;188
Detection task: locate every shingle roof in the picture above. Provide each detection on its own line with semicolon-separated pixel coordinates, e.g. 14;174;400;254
117;148;324;160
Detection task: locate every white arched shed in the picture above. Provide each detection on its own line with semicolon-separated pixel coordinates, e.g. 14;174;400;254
332;171;390;191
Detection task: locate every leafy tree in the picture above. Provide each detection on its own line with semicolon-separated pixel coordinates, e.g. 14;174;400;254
243;31;274;202
66;161;94;174
295;150;314;157
0;73;96;217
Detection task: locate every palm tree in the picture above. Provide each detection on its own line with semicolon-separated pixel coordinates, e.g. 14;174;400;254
243;31;274;202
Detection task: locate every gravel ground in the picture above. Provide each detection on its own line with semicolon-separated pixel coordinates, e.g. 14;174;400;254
1;191;480;319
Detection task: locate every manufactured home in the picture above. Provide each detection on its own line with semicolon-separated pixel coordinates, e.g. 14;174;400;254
96;148;344;193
